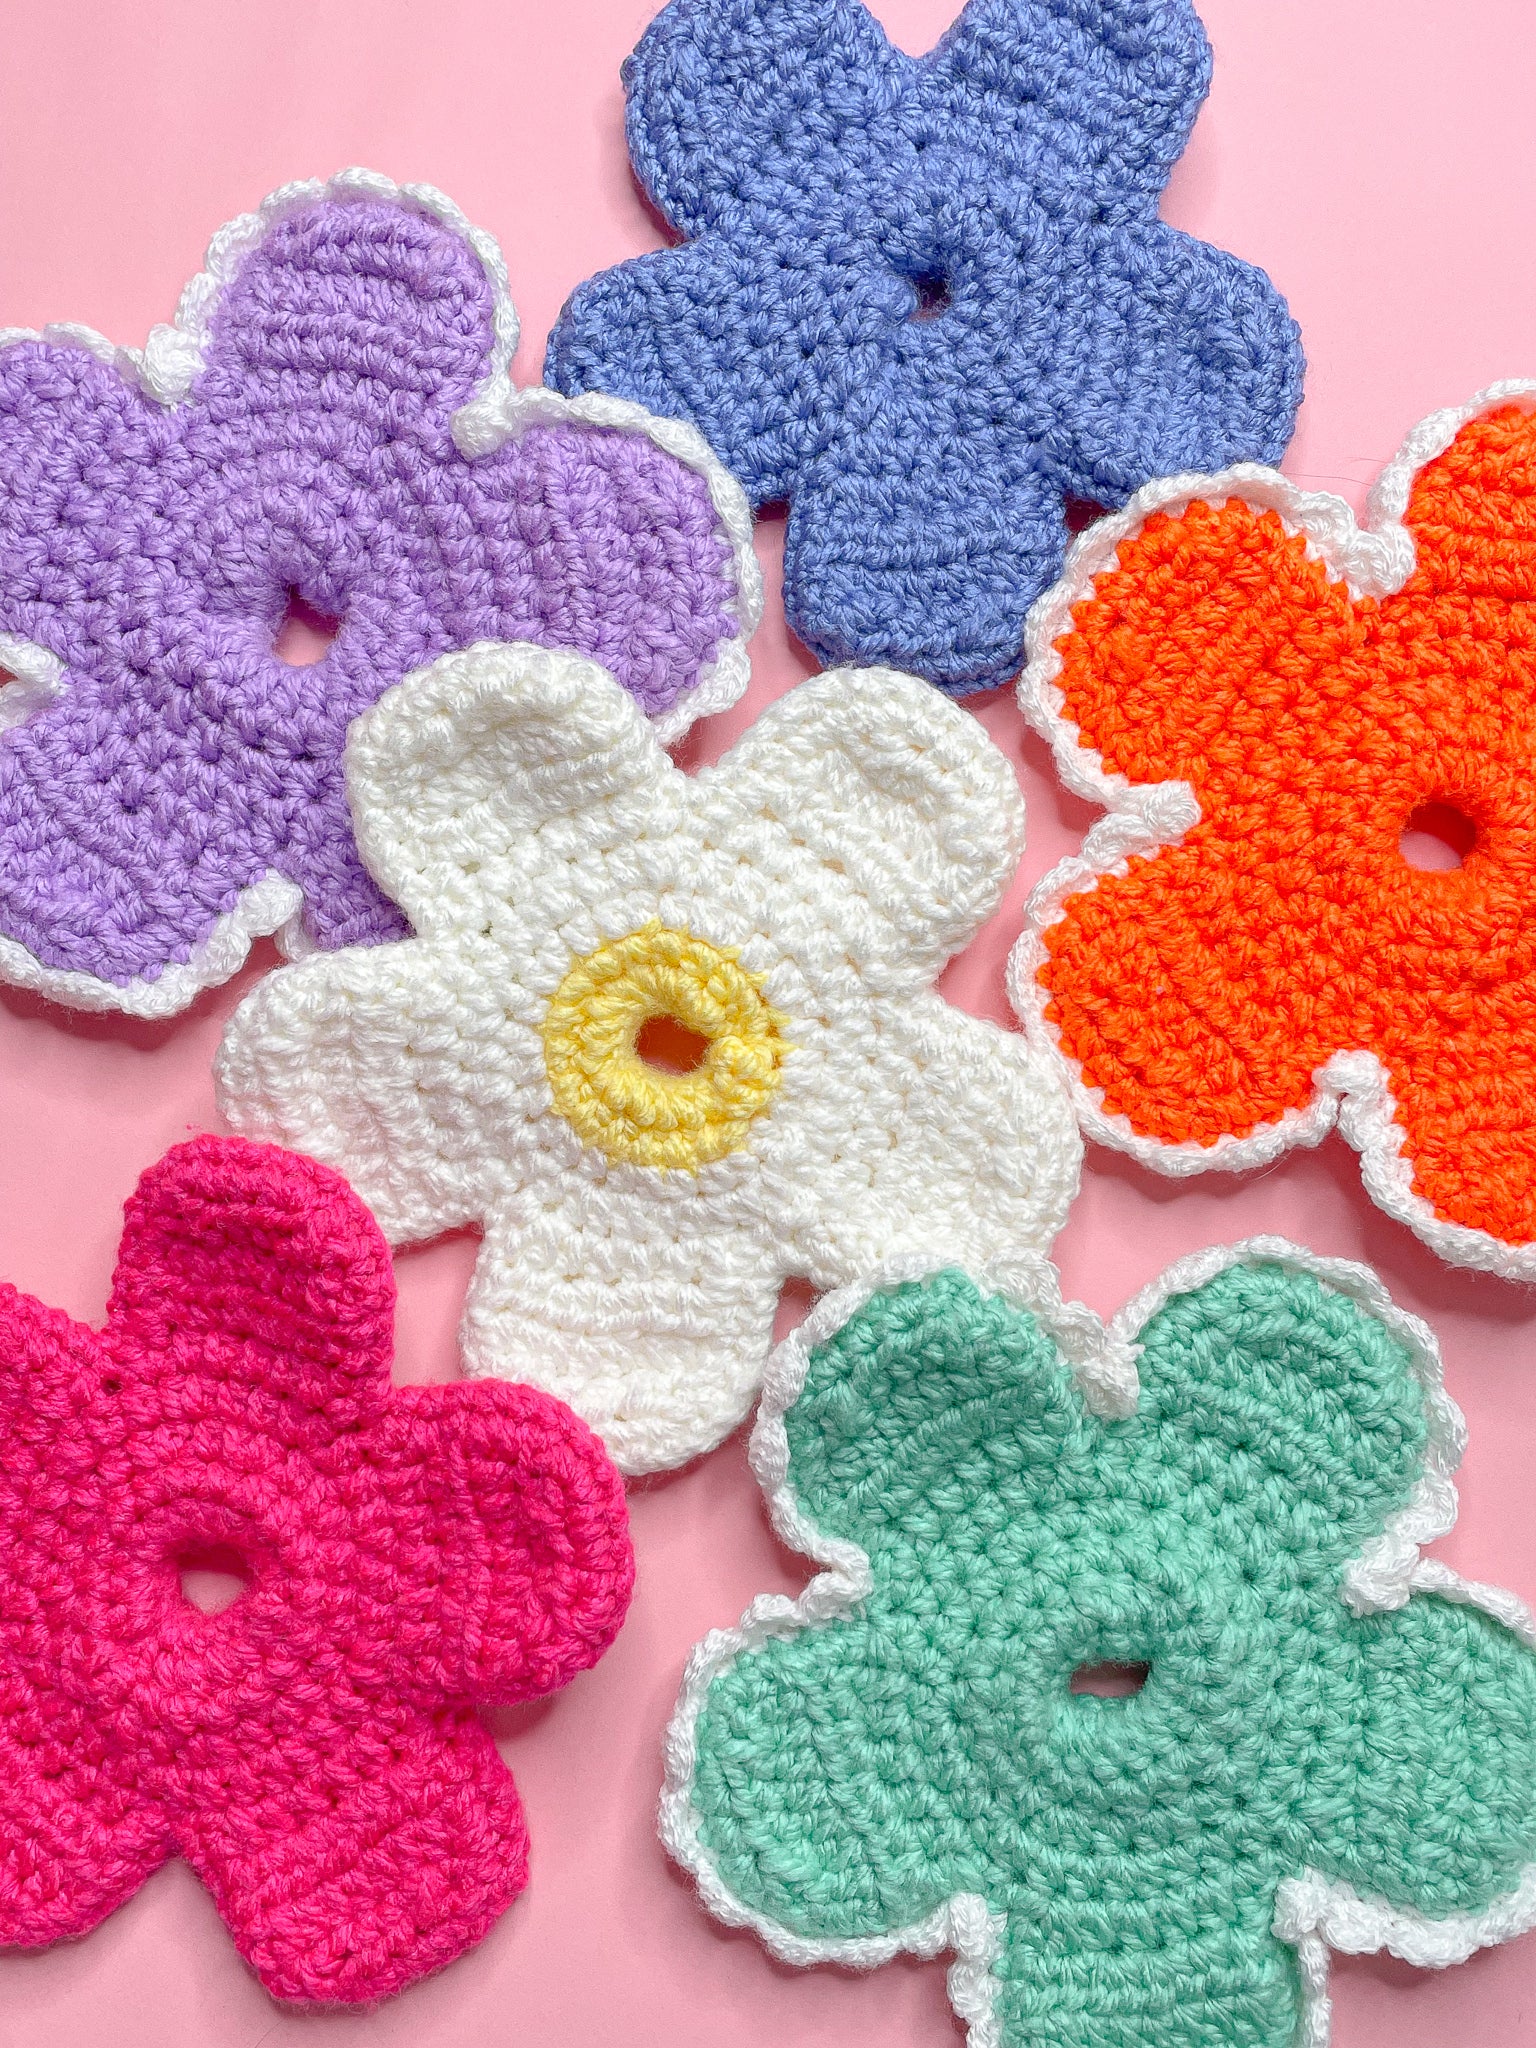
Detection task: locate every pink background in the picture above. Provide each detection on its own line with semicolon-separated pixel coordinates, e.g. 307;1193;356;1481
1;1;1534;2041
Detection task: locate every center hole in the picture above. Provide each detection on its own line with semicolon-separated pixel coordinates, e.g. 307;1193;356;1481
1400;800;1477;871
635;1013;711;1075
176;1542;253;1615
1070;1660;1150;1699
904;268;952;322
273;592;341;667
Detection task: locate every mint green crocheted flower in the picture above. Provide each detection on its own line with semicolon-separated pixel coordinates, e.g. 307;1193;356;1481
664;1250;1536;2048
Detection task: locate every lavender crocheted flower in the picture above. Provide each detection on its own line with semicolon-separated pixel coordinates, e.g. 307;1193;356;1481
0;170;757;1015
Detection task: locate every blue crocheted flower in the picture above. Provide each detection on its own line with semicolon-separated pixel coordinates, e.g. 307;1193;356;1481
664;1247;1536;2048
546;0;1305;693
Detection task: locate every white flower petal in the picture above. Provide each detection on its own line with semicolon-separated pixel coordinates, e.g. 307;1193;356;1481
756;994;1080;1285
345;642;674;936
216;938;541;1244
707;665;1024;979
462;1180;782;1474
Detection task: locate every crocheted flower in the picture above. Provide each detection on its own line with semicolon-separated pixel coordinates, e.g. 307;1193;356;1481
213;638;1082;1474
1011;385;1536;1279
544;0;1303;695
664;1245;1536;2048
0;1134;633;2005
0;168;757;1017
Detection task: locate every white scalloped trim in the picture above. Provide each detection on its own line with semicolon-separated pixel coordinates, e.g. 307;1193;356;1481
0;633;64;732
458;384;761;746
661;1236;1536;2048
1009;381;1536;1280
0;169;759;1013
0;873;305;1019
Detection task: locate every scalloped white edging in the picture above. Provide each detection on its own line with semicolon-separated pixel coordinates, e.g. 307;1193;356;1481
0;167;761;1016
660;1237;1536;2048
0;874;306;1020
1008;380;1536;1281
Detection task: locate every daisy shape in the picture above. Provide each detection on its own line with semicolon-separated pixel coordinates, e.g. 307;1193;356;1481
1011;384;1536;1278
0;167;757;1016
215;638;1081;1474
544;0;1303;693
0;1134;633;2005
664;1243;1536;2048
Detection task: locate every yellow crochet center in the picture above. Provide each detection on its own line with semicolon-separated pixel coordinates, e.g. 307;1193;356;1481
542;922;789;1171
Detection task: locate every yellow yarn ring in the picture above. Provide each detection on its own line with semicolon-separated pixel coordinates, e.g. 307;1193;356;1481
541;921;789;1171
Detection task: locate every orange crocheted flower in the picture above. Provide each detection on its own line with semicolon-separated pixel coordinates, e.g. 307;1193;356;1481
1013;390;1536;1276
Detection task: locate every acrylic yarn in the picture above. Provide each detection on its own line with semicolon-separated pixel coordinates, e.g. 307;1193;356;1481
0;167;758;1016
664;1243;1536;2048
214;638;1082;1475
1011;383;1536;1279
545;0;1303;693
0;1134;634;2004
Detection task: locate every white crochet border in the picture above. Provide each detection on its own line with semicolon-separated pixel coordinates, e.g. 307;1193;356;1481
660;1237;1536;2048
0;166;761;1019
1007;381;1536;1280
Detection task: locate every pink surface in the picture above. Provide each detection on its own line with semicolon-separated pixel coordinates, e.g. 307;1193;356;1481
0;2;1533;2042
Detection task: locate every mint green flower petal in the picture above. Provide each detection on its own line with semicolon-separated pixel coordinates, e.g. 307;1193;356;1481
782;1267;1091;1555
1122;1263;1431;1579
1297;1593;1536;1920
992;1886;1304;2048
690;1612;975;1941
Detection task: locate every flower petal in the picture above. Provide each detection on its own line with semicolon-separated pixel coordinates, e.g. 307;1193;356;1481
989;1900;1303;2048
710;666;1023;977
463;1181;784;1476
620;0;904;238
1295;1592;1536;1923
687;1613;969;1944
1037;835;1347;1148
928;0;1211;203
104;1135;395;1433
1130;1259;1434;1576
782;449;1070;694
1036;494;1361;793
766;995;1079;1285
192;187;496;436
781;1269;1083;1548
1055;225;1303;494
372;1380;633;1707
0;1696;167;1950
216;937;523;1244
344;642;671;937
549;238;813;504
181;1703;526;2004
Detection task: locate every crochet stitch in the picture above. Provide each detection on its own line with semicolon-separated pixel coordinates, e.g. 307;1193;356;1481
663;1242;1536;2048
0;167;759;1017
1011;382;1536;1279
213;637;1082;1475
544;0;1304;694
0;1134;633;2004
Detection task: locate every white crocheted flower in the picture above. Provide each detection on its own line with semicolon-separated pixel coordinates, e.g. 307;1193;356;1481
215;641;1081;1473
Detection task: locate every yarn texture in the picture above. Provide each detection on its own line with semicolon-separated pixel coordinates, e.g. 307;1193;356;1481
663;1243;1536;2048
0;167;759;1017
0;1134;634;2005
214;638;1082;1475
1011;383;1536;1278
544;0;1303;693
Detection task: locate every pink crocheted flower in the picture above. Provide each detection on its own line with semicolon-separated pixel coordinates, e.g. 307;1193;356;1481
0;1134;634;2005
